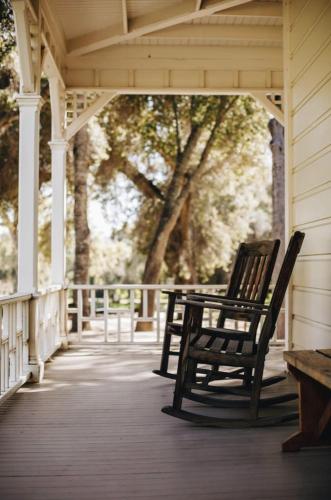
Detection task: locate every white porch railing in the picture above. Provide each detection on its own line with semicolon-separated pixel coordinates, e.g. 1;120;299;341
0;286;67;403
0;292;31;401
68;284;228;344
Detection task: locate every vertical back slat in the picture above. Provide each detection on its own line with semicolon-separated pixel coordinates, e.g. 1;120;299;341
240;256;254;298
251;255;266;300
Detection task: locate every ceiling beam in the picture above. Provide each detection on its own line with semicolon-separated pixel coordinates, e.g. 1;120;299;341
213;1;282;18
67;0;254;56
142;24;282;43
121;0;128;35
65;45;282;71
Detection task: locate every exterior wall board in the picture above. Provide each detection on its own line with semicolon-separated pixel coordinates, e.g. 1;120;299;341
286;0;331;349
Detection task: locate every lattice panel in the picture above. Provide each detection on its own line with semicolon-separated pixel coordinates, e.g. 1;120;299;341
65;92;102;127
267;94;283;111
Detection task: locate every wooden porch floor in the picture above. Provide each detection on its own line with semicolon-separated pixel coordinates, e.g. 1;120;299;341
0;346;330;500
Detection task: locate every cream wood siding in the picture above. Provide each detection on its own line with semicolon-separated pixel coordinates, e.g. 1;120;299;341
285;0;331;349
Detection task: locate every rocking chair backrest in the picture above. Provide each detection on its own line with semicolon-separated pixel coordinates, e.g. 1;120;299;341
268;231;305;329
256;232;305;349
217;239;280;327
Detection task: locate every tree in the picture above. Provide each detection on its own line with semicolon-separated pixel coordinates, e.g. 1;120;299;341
97;95;271;328
268;117;285;338
70;125;92;331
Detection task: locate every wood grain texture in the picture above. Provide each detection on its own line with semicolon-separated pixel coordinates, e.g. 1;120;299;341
0;345;330;500
284;350;331;390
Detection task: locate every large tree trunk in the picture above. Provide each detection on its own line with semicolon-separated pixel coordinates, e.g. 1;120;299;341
167;195;197;284
136;176;193;330
71;126;91;332
268;118;285;338
135;97;236;331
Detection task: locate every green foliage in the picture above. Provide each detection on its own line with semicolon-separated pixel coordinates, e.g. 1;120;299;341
97;95;271;283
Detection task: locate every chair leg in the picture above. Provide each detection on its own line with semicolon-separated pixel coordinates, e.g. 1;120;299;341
173;356;189;411
243;367;253;387
249;361;265;420
186;358;197;386
160;331;172;374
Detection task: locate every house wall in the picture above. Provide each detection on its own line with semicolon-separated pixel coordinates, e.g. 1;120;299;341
284;0;331;349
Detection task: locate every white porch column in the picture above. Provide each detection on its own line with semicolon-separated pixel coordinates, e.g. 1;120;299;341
17;95;42;293
49;140;67;285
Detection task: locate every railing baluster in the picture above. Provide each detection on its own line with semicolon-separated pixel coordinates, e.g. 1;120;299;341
156;290;161;343
104;289;108;343
77;289;83;343
91;290;96;319
143;289;147;319
130;289;135;343
67;284;236;346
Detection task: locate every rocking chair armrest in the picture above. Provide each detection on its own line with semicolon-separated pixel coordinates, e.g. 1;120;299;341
177;298;269;316
162;291;227;300
162;290;188;297
187;293;269;310
181;291;227;301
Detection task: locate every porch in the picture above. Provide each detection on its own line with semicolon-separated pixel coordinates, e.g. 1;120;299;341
0;0;330;495
0;344;329;500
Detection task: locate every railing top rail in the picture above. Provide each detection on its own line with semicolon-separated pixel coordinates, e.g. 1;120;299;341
34;284;66;297
0;292;32;306
68;284;228;291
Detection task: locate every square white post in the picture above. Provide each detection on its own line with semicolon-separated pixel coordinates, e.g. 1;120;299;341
17;95;42;293
49;140;67;285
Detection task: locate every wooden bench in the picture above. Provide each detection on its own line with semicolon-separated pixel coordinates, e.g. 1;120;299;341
282;349;331;452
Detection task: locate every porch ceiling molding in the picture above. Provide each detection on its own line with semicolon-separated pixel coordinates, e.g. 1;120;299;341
66;0;256;56
64;43;282;94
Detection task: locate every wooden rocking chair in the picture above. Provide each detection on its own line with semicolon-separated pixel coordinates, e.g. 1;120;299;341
153;239;280;380
162;231;305;427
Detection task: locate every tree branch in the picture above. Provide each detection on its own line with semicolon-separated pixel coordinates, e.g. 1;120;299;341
99;155;164;201
193;96;239;180
172;96;182;161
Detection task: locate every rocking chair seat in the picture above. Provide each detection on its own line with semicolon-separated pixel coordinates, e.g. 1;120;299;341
189;345;257;368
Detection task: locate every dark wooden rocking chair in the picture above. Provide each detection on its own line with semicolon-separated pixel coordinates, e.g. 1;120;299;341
162;231;305;427
153;238;280;381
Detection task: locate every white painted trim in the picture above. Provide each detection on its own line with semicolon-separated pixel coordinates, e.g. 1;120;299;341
283;0;293;351
12;0;35;93
49;140;68;286
121;0;128;35
196;0;203;11
251;92;284;125
49;75;65;140
141;24;282;43
67;86;283;96
67;0;254;56
64;92;117;140
213;1;282;18
17;94;42;293
42;50;65;90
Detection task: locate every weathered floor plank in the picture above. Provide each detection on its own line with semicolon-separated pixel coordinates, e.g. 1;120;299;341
0;346;330;500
